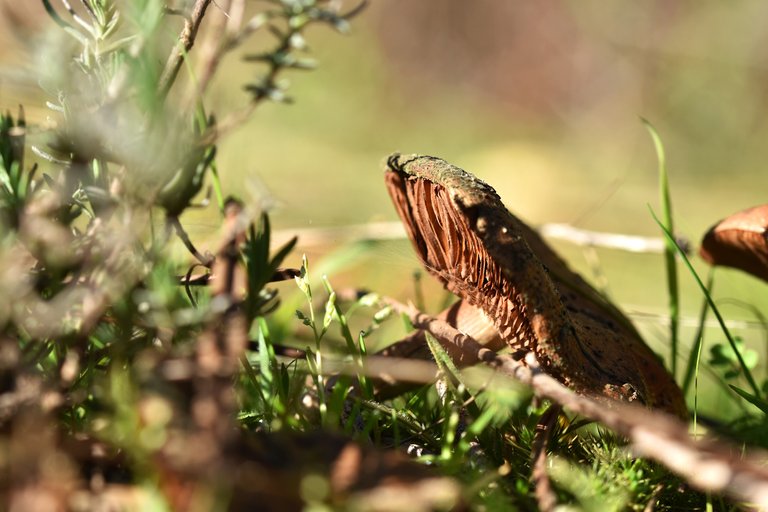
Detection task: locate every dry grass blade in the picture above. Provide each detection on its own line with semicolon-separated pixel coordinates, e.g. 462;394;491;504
700;204;768;283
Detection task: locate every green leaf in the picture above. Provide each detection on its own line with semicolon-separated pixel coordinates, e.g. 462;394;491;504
63;26;89;46
295;309;312;327
294;255;311;299
321;275;356;355
372;305;392;325
267;235;297;281
424;332;461;387
321;290;336;337
729;385;768;415
357;331;373;400
709;339;758;381
257;318;283;417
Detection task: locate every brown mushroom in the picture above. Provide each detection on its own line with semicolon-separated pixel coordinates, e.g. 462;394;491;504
700;205;768;283
384;154;687;418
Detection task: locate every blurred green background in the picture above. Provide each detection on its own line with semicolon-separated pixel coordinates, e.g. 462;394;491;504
1;0;767;417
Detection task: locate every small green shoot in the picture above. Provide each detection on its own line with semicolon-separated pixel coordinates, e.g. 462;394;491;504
682;270;714;397
243;213;298;322
643;119;680;379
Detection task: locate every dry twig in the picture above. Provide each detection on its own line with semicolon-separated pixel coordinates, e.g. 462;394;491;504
185;0;250;106
269;221;671;254
159;0;214;97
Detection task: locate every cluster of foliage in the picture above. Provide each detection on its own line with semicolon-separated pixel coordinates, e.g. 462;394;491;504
1;1;767;511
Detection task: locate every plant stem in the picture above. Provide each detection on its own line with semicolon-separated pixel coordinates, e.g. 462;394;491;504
158;0;213;98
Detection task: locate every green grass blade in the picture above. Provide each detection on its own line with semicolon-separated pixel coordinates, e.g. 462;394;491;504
357;331;374;400
257;317;276;406
729;385;768;414
682;270;714;396
321;275;358;355
424;331;464;393
650;208;761;398
643;119;679;378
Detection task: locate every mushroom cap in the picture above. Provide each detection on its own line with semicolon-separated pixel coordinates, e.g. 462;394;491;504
700;205;768;283
385;154;687;418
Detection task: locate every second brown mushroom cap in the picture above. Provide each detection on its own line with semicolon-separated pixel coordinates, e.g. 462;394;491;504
700;205;768;283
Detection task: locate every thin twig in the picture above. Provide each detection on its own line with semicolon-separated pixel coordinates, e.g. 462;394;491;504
169;216;214;267
196;1;368;145
539;223;671;253
158;0;214;98
267;221;672;255
184;0;253;106
183;0;232;106
381;297;768;508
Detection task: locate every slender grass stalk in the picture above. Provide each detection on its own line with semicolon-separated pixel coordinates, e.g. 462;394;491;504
256;317;276;405
682;270;714;396
295;256;329;422
643;119;679;378
651;209;761;398
692;309;707;437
